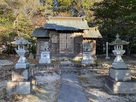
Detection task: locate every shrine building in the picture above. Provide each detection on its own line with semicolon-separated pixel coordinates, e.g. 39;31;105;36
32;17;102;59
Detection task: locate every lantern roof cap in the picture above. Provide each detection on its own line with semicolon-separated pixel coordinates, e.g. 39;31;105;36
109;34;129;45
12;34;31;45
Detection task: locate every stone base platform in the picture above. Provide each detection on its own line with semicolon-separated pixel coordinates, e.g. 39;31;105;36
12;69;29;81
81;59;93;65
7;81;31;95
109;67;131;81
60;61;73;66
105;77;136;94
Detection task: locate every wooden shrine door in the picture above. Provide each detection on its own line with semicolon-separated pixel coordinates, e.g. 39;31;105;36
59;33;74;54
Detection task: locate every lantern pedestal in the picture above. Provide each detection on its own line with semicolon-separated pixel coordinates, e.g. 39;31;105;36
109;67;131;81
105;49;136;94
15;63;29;69
7;81;31;95
105;77;136;94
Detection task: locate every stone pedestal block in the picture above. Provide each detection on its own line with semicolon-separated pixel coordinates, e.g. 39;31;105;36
82;52;93;65
112;62;127;69
109;67;131;81
15;62;29;69
39;51;51;64
105;77;136;94
12;69;29;81
60;61;73;66
7;81;31;95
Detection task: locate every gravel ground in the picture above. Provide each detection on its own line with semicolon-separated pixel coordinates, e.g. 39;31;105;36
78;72;136;102
0;69;61;102
0;55;136;102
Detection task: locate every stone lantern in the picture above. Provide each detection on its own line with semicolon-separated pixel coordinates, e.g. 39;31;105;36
14;34;31;68
109;34;129;69
7;34;31;95
105;34;136;94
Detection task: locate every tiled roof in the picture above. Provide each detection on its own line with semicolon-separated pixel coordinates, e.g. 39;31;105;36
44;17;89;31
83;27;102;38
109;34;129;45
31;27;49;37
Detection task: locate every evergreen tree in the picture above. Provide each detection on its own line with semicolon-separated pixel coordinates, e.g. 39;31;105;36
92;0;136;54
